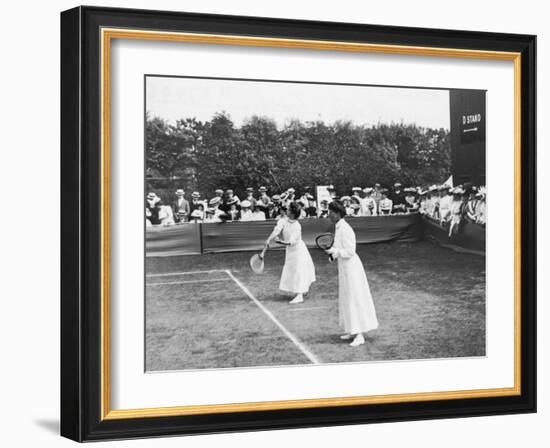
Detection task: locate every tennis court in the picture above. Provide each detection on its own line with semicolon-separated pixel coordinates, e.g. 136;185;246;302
145;241;486;371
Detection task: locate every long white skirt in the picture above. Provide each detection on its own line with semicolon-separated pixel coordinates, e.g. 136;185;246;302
337;254;379;334
279;240;316;294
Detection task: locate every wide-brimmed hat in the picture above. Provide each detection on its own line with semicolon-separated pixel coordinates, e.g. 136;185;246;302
363;187;373;194
146;192;157;200
209;197;221;206
215;189;224;195
191;191;200;198
394;182;402;187
246;187;254;193
175;189;185;196
340;195;351;202
240;200;251;208
225;189;234;194
259;186;267;192
272;194;281;202
352;187;362;192
287;188;295;194
452;187;465;195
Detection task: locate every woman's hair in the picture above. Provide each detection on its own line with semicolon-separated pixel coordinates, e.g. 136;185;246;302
287;201;301;219
328;200;346;218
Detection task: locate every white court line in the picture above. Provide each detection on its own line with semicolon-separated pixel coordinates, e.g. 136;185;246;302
224;270;321;365
146;269;224;278
147;278;227;286
288;306;330;312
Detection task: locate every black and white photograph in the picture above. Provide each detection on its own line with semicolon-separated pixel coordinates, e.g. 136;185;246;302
144;75;486;372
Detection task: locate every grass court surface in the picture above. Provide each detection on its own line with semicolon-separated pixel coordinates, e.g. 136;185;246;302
145;241;485;371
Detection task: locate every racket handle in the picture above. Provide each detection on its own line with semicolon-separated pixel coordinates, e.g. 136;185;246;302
260;246;268;259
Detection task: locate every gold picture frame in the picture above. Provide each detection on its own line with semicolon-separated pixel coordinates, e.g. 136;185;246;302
61;6;536;441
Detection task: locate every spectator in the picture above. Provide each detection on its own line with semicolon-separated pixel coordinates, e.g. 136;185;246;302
204;207;220;223
390;182;406;213
223;189;240;211
209;197;228;221
212;188;225;211
318;199;329;218
438;186;453;224
404;188;419;213
268;195;282;219
258;186;271;212
305;193;317;218
465;189;480;223
189;192;203;215
372;183;383;207
448;187;465;236
350;196;361;216
158;202;175;226
361;187;377;216
378;190;393;215
226;197;241;221
172;189;190;223
146;192;161;225
240;200;254;221
189;204;204;223
475;188;486;225
252;204;267;221
244;187;257;208
351;187;362;203
418;189;428;215
340;196;354;216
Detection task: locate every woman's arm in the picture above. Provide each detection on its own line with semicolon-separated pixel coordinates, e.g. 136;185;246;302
265;219;284;245
327;224;356;259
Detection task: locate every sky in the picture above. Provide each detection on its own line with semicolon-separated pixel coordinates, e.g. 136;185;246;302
146;76;450;130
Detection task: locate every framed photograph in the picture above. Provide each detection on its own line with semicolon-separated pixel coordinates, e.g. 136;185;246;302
60;6;536;442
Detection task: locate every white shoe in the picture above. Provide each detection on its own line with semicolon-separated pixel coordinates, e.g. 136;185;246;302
289;295;304;304
340;334;353;340
350;334;365;347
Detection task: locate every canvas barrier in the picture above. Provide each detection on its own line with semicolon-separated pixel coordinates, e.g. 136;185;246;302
422;216;485;255
146;214;423;257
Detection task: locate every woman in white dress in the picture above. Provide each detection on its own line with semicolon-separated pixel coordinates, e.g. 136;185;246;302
264;202;316;304
326;201;379;347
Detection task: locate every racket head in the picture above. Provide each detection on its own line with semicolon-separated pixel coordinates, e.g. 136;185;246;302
249;253;265;274
315;232;334;250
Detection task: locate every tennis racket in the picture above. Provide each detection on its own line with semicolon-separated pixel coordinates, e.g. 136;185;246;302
249;245;268;274
315;232;335;262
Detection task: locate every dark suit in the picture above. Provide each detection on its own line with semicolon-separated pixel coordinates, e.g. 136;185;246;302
172;197;190;222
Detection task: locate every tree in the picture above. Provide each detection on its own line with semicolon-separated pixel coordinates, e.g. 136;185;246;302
145;112;452;198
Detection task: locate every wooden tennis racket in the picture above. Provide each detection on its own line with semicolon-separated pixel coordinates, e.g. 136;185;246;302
249;245;268;274
315;232;335;262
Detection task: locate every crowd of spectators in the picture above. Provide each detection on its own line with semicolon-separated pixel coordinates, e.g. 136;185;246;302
146;182;486;236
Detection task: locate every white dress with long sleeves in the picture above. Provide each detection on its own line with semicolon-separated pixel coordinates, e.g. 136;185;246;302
267;217;316;294
328;219;379;334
